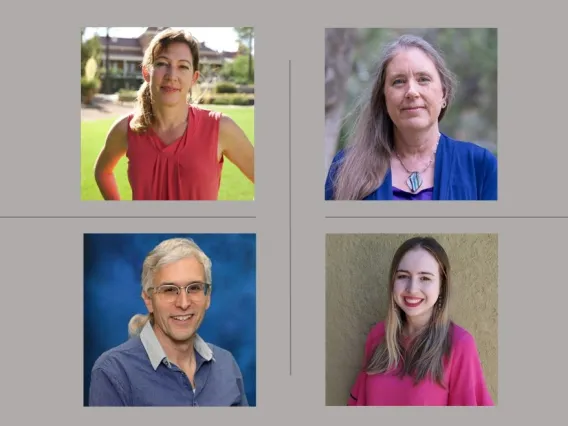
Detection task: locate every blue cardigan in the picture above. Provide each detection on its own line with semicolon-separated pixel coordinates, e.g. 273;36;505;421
325;133;498;200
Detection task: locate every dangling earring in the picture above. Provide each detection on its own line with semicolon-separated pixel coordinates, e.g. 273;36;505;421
437;296;443;309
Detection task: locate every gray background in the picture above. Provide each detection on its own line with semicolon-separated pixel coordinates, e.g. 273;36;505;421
1;0;568;422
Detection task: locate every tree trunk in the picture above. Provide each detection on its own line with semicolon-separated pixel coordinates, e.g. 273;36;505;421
105;28;111;94
324;28;357;173
248;32;253;83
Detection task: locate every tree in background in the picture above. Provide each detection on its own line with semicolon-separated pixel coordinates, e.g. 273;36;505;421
324;28;358;172
81;30;102;77
220;55;254;85
105;28;111;93
234;27;254;83
81;29;103;104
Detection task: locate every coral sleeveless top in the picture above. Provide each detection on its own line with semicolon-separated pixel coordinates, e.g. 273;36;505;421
126;105;224;200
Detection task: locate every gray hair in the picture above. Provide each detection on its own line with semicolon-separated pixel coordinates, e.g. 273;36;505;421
333;34;458;200
128;238;213;337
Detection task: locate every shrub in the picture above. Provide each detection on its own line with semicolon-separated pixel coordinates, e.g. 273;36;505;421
81;77;101;104
118;89;138;103
237;85;255;94
198;93;254;106
215;82;238;94
81;77;101;95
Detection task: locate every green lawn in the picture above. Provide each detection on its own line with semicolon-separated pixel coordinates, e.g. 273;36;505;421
81;105;255;200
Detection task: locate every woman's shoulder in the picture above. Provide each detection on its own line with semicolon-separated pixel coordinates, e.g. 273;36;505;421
106;113;133;141
331;147;348;164
442;134;497;178
449;322;478;350
327;148;348;180
367;321;387;341
443;134;496;160
189;104;224;121
361;321;387;356
114;112;133;128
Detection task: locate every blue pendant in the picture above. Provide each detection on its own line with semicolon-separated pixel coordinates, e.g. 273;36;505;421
406;172;422;193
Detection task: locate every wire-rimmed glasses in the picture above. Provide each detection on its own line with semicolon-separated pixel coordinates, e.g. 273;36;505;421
148;282;211;302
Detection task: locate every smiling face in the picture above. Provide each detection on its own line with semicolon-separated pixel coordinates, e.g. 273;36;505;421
392;247;442;326
142;256;211;346
383;47;446;133
143;42;199;107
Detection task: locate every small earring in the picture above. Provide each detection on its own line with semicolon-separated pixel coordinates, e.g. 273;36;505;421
442;101;447;108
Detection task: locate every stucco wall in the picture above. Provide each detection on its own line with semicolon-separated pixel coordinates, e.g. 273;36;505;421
325;233;498;406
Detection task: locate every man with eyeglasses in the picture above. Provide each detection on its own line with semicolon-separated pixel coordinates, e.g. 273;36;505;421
88;237;249;406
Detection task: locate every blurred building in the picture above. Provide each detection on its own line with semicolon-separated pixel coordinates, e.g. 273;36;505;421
98;27;238;93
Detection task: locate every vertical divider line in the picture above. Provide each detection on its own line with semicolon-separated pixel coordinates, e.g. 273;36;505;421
289;59;292;376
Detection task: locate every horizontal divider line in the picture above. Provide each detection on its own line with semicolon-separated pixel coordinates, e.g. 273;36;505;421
0;216;257;219
0;216;566;219
325;216;568;219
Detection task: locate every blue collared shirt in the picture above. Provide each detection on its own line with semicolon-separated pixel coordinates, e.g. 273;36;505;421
88;321;248;406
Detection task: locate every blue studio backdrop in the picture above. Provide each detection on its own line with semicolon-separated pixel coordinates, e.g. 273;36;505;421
83;233;256;406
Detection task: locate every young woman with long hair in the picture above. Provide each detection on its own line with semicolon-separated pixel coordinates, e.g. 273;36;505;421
94;28;254;201
348;237;494;406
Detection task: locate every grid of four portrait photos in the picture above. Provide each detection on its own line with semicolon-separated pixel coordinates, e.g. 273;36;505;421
81;26;498;407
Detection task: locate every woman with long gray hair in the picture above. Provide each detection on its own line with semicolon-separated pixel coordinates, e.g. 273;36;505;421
325;34;497;201
348;237;493;406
